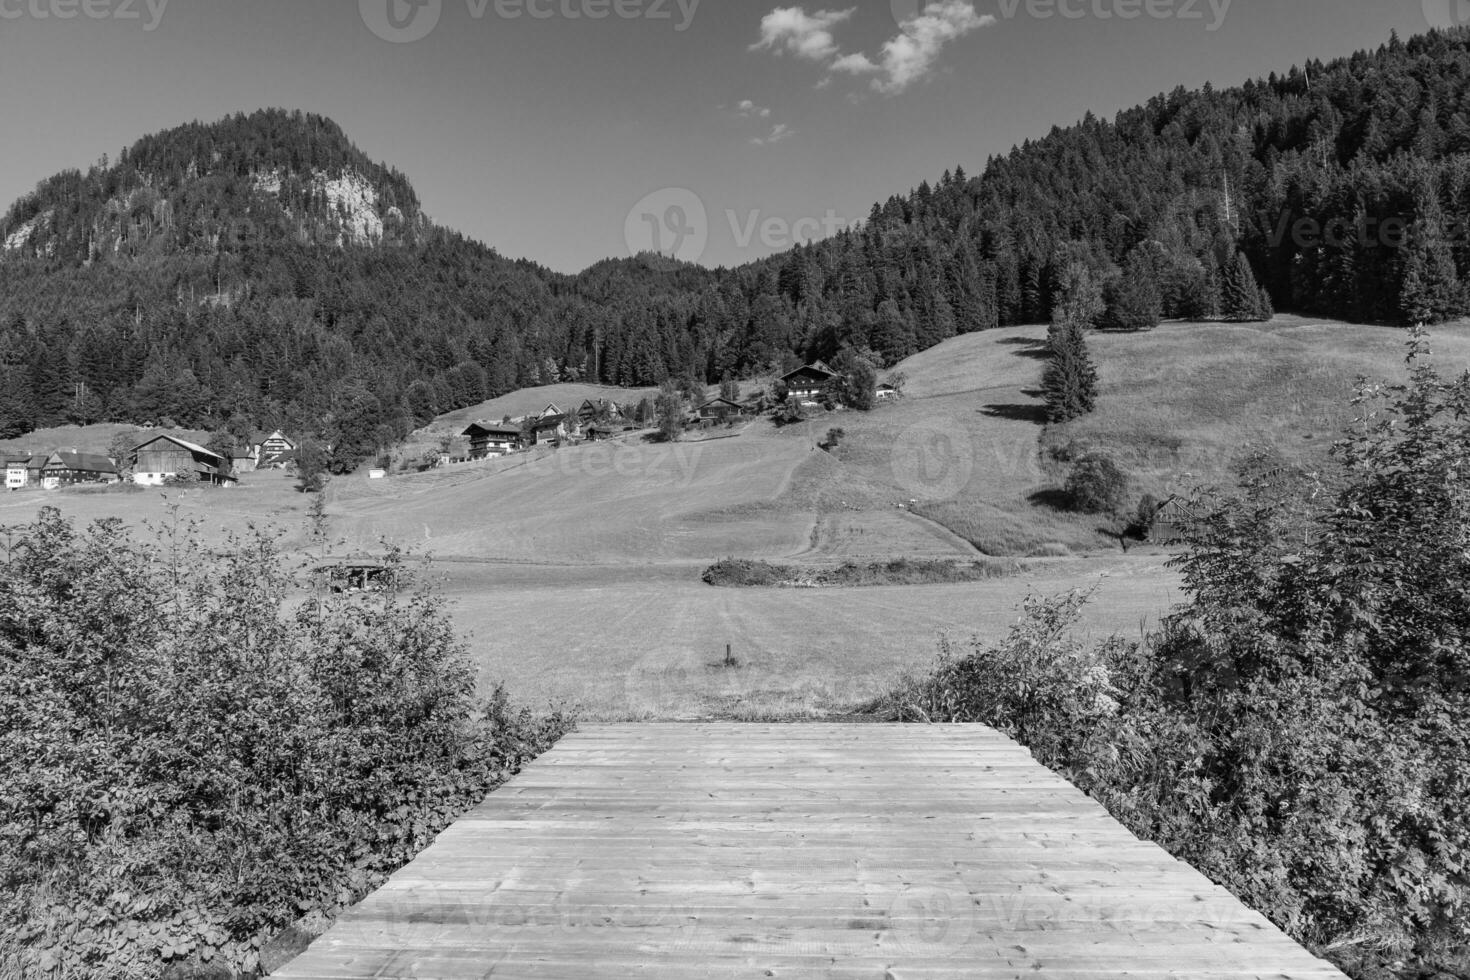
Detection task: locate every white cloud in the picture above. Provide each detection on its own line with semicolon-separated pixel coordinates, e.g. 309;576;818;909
873;0;993;94
751;123;795;146
750;7;856;63
736;99;773;119
752;1;993;95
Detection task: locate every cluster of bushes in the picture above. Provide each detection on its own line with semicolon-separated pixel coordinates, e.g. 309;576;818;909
703;557;1018;588
0;510;572;978
883;336;1469;980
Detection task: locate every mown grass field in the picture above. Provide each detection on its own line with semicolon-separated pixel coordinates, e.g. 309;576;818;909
4;315;1453;720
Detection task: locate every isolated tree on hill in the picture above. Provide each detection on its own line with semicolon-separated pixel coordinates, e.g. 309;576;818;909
832;348;878;411
634;398;654;426
1102;250;1163;331
655;381;683;442
1042;320;1098;424
1065;453;1128;514
296;438;328;493
1051;260;1107;329
1223;252;1271;322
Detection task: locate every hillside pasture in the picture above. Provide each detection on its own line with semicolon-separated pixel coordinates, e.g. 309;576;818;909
1061;316;1470;496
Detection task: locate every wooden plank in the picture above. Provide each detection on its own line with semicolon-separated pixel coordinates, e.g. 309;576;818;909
275;724;1347;980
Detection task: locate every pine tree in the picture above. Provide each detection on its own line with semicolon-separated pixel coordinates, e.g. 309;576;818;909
1042;320;1098;424
1223;253;1270;322
1103;250;1163;331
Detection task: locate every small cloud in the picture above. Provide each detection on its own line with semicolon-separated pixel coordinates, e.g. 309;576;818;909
751;1;992;96
873;0;994;94
735;99;773;119
750;6;856;63
751;123;796;146
830;52;877;75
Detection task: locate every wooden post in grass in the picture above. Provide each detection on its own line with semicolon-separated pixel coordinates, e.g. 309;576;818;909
724;643;736;668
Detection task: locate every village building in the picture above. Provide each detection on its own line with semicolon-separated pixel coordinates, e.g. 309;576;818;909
253;430;298;468
780;362;840;403
39;452;120;490
5;455;36;490
529;413;574;446
876;383;901;402
132;435;237;487
583;425;616;442
577;399;624;426
538;403;564;419
1149;497;1199;545
462;421;523;459
696;397;747;421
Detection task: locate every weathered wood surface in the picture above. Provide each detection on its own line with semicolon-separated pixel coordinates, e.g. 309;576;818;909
275;724;1347;979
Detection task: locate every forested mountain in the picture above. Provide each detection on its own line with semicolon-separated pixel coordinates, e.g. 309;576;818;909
3;28;1470;467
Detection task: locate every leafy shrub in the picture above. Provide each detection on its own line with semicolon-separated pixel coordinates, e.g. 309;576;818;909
701;558;788;587
1064;452;1128;514
0;509;571;979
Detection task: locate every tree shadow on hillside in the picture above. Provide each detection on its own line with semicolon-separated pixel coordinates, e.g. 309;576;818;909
1027;487;1074;512
981;402;1048;424
997;336;1051;360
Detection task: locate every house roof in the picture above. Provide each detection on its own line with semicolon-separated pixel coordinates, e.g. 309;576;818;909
699;398;744;411
780;362;839;383
46;452;117;474
463;422;522;438
133;434;227;465
532;414;569;429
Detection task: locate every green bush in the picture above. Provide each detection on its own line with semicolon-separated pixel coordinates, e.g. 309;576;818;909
1064;452;1129;514
0;509;571;979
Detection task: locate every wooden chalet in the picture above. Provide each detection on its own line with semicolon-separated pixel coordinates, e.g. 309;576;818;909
463;421;523;459
538;403;564;419
529;413;574;446
253;430;298;468
780;362;839;402
1149;496;1200;545
577;398;624;426
696;397;746;421
131;435;237;487
40;452;119;489
876;383;901;401
38;452;112;489
584;425;616;442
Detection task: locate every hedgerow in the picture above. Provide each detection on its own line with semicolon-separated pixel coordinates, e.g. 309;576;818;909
0;509;571;978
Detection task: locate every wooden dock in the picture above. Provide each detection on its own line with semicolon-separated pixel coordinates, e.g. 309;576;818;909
276;723;1348;979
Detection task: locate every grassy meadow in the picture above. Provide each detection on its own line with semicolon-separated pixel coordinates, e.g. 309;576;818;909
3;315;1452;720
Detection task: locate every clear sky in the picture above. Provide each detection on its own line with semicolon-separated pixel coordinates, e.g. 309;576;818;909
0;0;1453;272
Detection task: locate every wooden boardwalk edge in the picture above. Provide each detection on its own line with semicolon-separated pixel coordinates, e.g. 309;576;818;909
274;723;1349;979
